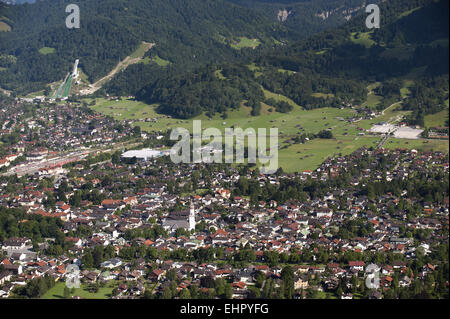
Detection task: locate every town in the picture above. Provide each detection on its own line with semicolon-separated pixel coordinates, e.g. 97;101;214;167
0;99;448;300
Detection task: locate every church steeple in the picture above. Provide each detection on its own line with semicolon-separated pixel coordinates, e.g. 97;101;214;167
189;203;196;231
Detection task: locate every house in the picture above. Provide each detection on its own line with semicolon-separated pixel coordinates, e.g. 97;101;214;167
10;252;27;262
2;237;31;250
149;269;165;281
348;261;365;272
118;283;128;294
65;237;83;248
0;282;13;298
4;264;23;275
294;275;309;290
233;270;253;284
232;281;247;299
84;271;99;283
101;258;123;269
399;275;412;287
126;270;142;281
0;271;12;285
130;283;145;296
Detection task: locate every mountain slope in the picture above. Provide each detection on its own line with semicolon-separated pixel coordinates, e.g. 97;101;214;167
225;0;380;40
0;0;283;94
135;0;448;121
0;0;383;95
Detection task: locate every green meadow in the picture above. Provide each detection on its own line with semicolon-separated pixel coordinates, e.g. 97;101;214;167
384;138;449;153
424;107;449;128
39;47;55;55
129;42;151;59
89;93;381;172
231;37;261;50
88;84;448;173
41;281;116;299
350;31;375;48
141;55;171;67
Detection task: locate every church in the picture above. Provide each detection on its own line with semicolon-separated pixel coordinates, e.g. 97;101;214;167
162;204;196;232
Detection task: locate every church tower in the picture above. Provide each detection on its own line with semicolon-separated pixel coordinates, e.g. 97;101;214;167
189;203;196;231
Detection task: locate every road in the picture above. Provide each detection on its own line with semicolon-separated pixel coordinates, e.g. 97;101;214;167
80;42;155;95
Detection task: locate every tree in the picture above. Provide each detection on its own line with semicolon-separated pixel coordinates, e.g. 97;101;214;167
63;286;71;299
93;245;104;268
82;251;94;269
161;288;172;299
133;126;141;137
112;151;121;165
281;266;294;299
263;251;279;267
166;269;177;281
179;288;191;299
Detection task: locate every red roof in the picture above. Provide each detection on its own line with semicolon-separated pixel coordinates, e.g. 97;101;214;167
1;258;11;265
349;261;365;267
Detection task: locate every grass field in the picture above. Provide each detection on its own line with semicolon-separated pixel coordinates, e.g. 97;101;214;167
88;85;448;173
278;135;380;172
41;281;116;299
24;90;45;98
247;63;263;77
400;80;414;98
364;93;382;109
152;55;171;66
88;94;379;172
311;92;335;99
424;108;449;128
231;37;261;50
129;42;151;59
350;31;375;48
39;47;55;55
0;21;11;32
384;138;449;153
399;6;422;18
141;55;171;67
361;83;382;109
315;49;329;55
214;70;227;80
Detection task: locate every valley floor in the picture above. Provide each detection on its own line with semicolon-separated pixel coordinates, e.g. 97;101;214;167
87;93;449;173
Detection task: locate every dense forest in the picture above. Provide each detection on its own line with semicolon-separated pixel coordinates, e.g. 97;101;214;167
133;0;448;119
1;0;448;125
224;0;378;40
0;0;285;93
0;0;371;95
136;64;265;118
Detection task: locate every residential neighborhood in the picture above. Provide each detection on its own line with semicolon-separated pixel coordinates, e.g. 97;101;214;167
0;100;448;300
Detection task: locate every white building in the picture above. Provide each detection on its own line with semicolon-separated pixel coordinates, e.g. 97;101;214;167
121;149;166;161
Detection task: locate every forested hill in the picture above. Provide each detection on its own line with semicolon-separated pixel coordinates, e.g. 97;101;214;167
255;0;449;125
0;0;378;95
0;0;283;94
224;0;380;40
136;0;448;121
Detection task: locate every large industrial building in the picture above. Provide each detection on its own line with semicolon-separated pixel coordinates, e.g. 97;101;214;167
121;149;167;161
